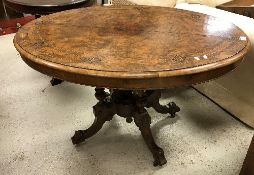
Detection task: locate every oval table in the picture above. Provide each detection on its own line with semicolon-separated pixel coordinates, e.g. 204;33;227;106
14;6;251;166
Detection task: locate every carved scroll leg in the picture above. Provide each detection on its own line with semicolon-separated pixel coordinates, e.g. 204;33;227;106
167;102;180;118
71;101;115;145
152;101;180;118
134;109;167;166
50;78;63;86
146;90;180;118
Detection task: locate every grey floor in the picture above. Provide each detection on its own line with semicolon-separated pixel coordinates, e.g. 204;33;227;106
1;34;254;175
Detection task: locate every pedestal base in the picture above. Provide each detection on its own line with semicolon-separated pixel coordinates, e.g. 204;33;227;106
71;88;180;166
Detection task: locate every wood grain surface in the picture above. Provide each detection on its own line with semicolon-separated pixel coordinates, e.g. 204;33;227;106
14;6;251;89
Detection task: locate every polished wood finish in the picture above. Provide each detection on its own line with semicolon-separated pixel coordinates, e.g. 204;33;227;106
14;6;251;90
217;0;254;18
13;6;251;166
3;0;93;15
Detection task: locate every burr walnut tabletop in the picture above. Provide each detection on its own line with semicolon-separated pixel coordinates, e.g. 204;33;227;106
14;6;251;167
14;6;251;89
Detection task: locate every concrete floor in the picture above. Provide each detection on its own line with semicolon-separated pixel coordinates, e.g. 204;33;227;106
1;33;254;175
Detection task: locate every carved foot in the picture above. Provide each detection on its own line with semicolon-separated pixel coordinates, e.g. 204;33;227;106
50;78;63;86
153;147;167;166
167;102;180;118
134;106;167;166
72;89;115;145
147;90;180;118
152;101;180;118
71;130;87;144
